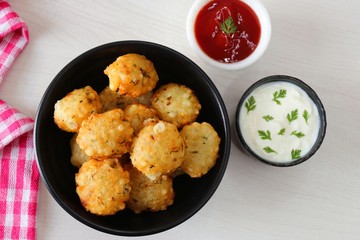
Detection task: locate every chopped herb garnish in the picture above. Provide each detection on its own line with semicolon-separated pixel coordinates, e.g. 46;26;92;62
258;130;272;140
303;110;309;125
291;130;305;138
263;115;274;122
263;146;277;154
278;128;286;135
219;16;237;35
291;149;302;160
272;89;287;105
245;96;256;113
287;109;298;123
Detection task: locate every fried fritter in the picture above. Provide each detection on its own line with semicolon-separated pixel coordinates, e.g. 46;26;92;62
180;122;220;178
151;83;201;128
76;109;134;158
130;121;185;180
99;86;153;112
126;164;174;214
70;133;89;168
124;103;158;134
54;86;102;132
75;158;131;216
104;53;158;97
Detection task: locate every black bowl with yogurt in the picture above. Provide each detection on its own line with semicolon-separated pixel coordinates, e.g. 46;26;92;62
235;75;326;167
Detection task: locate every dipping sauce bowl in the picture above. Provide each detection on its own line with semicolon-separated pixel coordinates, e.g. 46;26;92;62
235;75;327;167
187;0;271;70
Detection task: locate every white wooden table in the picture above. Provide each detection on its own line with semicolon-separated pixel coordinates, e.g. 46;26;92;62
1;0;360;239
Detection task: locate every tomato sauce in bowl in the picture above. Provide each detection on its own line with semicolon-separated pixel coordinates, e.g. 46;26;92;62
187;0;271;70
194;0;261;63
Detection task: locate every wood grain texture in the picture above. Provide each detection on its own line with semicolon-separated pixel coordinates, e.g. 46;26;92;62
1;0;360;239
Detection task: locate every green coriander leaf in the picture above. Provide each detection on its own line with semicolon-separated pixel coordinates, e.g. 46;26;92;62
272;89;287;105
278;128;286;135
303;109;309;125
287;109;298;123
291;130;305;138
258;130;272;140
291;149;302;160
245;96;256;113
263;146;277;154
263;115;274;122
219;16;237;35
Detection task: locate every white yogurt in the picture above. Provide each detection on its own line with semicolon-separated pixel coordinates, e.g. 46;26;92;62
238;81;320;163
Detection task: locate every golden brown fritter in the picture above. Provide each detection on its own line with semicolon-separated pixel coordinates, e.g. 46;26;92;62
126;164;174;214
75;158;131;216
130;121;185;180
151;83;201;128
76;109;134;158
99;86;153;112
180;122;221;178
70;133;89;168
54;86;102;132
104;53;158;97
124;103;158;134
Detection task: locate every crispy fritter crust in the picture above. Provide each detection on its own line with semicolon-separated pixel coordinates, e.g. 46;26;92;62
124;103;158;134
70;133;89;168
180;122;220;178
75;158;131;216
99;86;153;112
54;86;102;132
151;83;201;128
76;109;134;158
104;53;158;97
130;121;185;180
126;165;174;214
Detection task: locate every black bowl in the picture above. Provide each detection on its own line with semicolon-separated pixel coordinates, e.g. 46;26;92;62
235;75;326;167
34;41;231;236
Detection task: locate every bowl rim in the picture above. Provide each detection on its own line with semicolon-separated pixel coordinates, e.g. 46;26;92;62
186;0;272;70
235;75;327;167
34;40;232;236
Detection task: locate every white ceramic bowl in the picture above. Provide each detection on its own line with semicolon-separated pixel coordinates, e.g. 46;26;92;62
186;0;271;70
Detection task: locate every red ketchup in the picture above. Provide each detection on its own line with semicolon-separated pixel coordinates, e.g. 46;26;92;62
194;0;261;63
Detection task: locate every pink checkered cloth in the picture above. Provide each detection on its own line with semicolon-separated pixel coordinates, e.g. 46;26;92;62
0;1;40;240
0;1;29;84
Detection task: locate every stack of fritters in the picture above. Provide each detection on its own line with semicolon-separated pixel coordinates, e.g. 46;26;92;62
53;53;221;215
